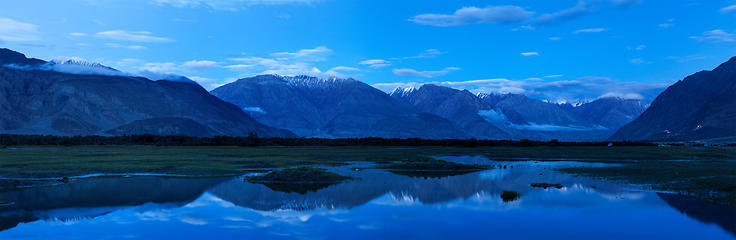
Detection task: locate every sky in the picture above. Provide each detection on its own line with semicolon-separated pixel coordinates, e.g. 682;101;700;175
0;0;734;104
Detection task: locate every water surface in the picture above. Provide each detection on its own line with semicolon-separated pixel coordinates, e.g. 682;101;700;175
1;159;733;239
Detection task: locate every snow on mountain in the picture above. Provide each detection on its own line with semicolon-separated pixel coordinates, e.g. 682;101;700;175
211;75;472;139
389;86;417;98
282;75;356;88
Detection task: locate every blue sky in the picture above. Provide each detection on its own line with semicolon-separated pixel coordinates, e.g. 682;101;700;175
0;0;734;103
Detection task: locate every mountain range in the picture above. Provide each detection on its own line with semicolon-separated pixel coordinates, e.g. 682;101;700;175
1;48;733;142
210;75;472;139
391;84;648;141
0;48;295;138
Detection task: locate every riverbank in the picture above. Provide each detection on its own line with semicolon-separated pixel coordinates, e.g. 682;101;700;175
557;160;736;206
1;145;734;205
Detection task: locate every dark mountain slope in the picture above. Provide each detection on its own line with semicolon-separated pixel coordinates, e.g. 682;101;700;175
609;56;736;141
0;48;295;137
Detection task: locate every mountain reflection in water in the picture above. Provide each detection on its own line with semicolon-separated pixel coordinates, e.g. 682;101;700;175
1;160;734;239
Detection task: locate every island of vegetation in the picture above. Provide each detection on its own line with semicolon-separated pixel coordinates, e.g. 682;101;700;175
245;167;353;194
501;190;522;203
378;156;490;171
530;183;564;189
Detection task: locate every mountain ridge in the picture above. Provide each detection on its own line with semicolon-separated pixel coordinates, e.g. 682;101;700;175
608;56;736;141
211;75;473;139
0;48;295;138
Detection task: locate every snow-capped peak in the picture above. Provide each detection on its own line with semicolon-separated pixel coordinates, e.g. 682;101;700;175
390;86;417;97
50;59;119;71
281;75;354;88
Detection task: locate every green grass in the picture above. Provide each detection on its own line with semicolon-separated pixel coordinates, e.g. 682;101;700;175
248;166;352;183
558;160;736;206
378;156;489;171
484;146;736;161
246;167;354;194
2;145;735;205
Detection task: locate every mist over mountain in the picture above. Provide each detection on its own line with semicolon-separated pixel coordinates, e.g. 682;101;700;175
0;48;295;138
609;56;736;142
392;84;648;141
390;85;512;139
565;97;649;131
210;75;472;139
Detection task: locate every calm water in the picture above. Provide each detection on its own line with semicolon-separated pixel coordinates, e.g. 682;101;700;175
1;158;734;239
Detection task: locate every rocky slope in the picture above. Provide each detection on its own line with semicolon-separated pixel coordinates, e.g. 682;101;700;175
390;85;512;139
210;75;472;139
392;84;648;141
609;56;736;141
0;48;295;137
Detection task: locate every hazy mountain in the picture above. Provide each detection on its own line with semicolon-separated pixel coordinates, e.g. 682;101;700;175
0;48;295;137
567;97;649;131
609;56;736;142
392;84;648;141
210;75;472;139
390;85;512;139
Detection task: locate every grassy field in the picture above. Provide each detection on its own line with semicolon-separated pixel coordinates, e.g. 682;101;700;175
558;160;736;206
1;145;734;205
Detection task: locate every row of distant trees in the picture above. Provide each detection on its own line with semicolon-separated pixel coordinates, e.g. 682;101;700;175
0;133;656;147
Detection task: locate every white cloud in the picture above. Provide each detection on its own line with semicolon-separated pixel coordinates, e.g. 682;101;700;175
658;23;673;29
328;66;360;72
411;1;639;28
271;46;332;61
392;67;459;78
599;92;644;100
106;58;142;67
148;0;316;11
225;46;354;79
139;62;178;72
189;76;216;83
543;75;563;78
573;28;608;34
188;76;223;90
95;30;174;42
70;32;88;37
667;55;707;62
6;60;137;78
359;59;386;65
520;52;539;56
0;17;40;41
549;37;561;40
511;25;536;31
406;49;446;59
358;59;390;68
630;58;644;64
409;5;535;27
224;64;255;70
721;5;736;14
182;60;219;71
690;29;735;43
372;76;668;104
532;1;591;27
635;45;645;50
105;43;147;50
